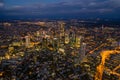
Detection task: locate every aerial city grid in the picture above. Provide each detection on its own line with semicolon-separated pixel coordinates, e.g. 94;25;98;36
0;0;120;80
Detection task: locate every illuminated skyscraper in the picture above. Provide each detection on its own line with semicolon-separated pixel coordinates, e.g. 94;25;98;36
25;36;30;48
58;22;65;47
36;31;40;37
65;31;70;44
59;22;65;37
74;41;86;65
75;36;82;48
69;31;76;47
53;37;58;51
80;42;86;60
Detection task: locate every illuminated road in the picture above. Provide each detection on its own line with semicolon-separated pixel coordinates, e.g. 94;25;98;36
89;43;106;54
95;50;120;80
105;67;120;77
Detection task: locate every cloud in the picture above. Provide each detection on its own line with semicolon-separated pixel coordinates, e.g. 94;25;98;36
109;0;120;8
0;2;4;7
12;5;24;9
2;0;120;19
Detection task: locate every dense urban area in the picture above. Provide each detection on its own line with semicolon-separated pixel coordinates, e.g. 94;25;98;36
0;19;120;80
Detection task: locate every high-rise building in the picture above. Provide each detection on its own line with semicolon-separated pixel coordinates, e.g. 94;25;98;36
74;42;86;64
42;37;48;49
58;22;65;47
36;31;40;37
25;36;30;48
69;31;76;47
59;22;65;37
65;33;70;44
75;36;82;48
53;38;58;51
80;42;86;60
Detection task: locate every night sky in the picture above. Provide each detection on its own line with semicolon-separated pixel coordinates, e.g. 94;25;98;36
1;0;120;20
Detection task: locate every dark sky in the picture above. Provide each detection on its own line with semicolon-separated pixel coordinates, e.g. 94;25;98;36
1;0;120;20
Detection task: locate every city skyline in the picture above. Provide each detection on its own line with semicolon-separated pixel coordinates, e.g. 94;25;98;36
0;0;120;80
1;0;120;20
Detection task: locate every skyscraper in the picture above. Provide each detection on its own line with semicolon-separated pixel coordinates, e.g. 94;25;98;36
25;36;30;48
65;33;70;44
69;31;76;47
75;36;82;48
80;42;86;60
59;22;65;37
58;22;65;47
